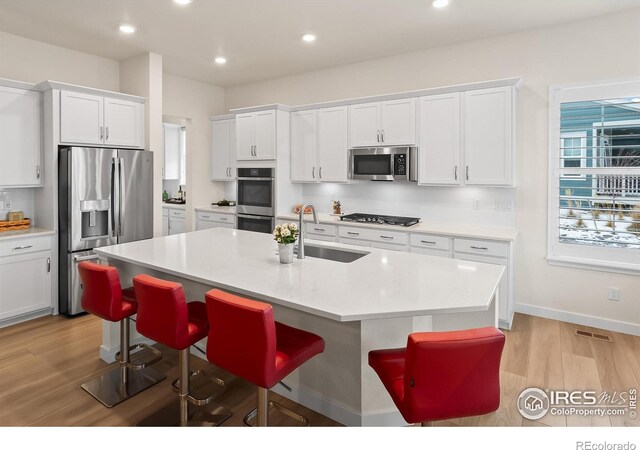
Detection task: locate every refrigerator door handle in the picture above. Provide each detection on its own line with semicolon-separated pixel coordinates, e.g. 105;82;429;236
119;157;125;237
111;157;117;237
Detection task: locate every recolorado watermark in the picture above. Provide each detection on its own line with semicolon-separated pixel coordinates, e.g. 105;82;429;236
576;442;636;450
517;387;637;420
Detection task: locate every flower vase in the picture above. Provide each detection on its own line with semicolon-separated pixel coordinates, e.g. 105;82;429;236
278;243;294;264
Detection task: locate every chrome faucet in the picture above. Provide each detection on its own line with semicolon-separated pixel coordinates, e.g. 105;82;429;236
297;203;319;259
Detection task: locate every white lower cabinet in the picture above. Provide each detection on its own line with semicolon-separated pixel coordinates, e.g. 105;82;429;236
196;211;235;230
163;207;187;236
0;236;52;322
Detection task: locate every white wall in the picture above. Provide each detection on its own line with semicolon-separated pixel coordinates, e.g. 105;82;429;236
0;31;119;91
225;9;640;332
120;52;164;237
163;73;226;229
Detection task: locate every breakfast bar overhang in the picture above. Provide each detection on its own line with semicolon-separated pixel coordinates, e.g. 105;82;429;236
94;228;504;426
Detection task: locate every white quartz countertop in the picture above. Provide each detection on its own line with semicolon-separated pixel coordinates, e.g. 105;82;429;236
0;227;55;242
277;213;517;242
195;206;236;215
162;203;187;210
95;228;504;322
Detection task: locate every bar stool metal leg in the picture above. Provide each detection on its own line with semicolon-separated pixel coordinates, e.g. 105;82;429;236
179;348;189;426
257;387;268;427
81;317;166;408
243;386;310;427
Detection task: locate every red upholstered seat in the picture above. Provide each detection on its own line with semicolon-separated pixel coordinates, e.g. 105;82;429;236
78;261;137;322
133;274;208;351
368;327;505;424
204;289;325;390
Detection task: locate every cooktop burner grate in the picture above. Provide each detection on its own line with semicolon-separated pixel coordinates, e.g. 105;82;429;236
340;213;420;227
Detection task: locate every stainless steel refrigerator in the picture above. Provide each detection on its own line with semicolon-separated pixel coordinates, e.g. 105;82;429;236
58;147;153;316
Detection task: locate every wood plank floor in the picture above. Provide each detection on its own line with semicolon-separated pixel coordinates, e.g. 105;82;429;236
0;313;638;426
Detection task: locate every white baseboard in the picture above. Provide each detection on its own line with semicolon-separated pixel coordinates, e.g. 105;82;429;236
271;382;407;427
0;307;53;329
514;303;640;337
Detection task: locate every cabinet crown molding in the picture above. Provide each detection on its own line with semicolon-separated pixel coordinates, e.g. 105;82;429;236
37;81;146;104
229;103;292;114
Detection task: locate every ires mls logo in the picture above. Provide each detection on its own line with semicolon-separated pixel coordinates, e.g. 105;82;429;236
518;387;638;420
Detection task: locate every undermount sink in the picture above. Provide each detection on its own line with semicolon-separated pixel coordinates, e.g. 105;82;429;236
297;244;369;263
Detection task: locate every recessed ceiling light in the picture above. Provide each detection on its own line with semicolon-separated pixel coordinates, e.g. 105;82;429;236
119;24;136;34
214;56;227;65
302;33;317;43
432;0;449;8
174;0;193;5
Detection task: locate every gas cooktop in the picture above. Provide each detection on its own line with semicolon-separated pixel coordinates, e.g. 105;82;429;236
340;213;420;227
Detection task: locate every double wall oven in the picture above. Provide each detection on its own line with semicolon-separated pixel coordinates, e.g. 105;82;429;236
236;168;275;234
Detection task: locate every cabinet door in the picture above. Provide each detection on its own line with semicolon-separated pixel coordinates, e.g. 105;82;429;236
0;251;51;320
104;98;144;148
196;219;218;231
380;98;416;146
228;119;237;179
236;113;255;160
211;120;231;180
317;106;348;183
60;91;104;145
162;211;169;236
0;86;42;187
419;93;461;185
291;110;318;182
254;110;276;160
349;102;381;147
169;217;186;235
454;252;509;326
463;87;513;186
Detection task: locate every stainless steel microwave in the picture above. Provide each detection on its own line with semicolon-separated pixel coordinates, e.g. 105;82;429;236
349;146;418;181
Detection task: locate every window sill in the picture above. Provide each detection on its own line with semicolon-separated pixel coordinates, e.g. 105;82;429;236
547;255;640;276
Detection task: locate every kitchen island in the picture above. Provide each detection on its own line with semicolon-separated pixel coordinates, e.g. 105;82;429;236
95;228;504;426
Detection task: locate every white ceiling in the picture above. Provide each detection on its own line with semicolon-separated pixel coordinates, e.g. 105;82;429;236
1;0;638;88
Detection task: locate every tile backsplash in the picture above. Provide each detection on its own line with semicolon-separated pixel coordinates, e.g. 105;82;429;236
0;189;35;221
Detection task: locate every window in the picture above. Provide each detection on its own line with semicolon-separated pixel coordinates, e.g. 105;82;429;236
548;79;640;274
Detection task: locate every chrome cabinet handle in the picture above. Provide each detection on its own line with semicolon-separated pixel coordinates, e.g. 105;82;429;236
202;215;210;219
466;166;469;181
219;217;229;221
347;231;359;236
105;127;109;141
312;167;315;179
381;129;385;142
380;235;394;240
100;126;104;141
319;167;322;179
470;246;489;251
36;165;41;180
313;227;325;232
12;245;33;250
73;254;99;262
377;130;380;143
421;240;436;245
454;165;458;181
47;257;51;273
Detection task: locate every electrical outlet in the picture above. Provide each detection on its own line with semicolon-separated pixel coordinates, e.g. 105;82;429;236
608;287;620;301
4;199;12;210
473;200;481;210
495;200;514;211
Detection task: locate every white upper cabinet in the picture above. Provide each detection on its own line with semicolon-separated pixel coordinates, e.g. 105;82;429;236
463;87;513;186
418;86;515;187
379;99;417;146
317;106;348;182
291;106;349;183
419;93;460;185
291;110;317;182
349;99;417;147
210;118;236;181
236;110;276;160
0;86;42;187
60;91;103;145
104;97;144;148
60;90;144;148
349;102;381;147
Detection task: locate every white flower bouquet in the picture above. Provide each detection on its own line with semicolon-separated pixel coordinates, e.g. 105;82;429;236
273;223;299;245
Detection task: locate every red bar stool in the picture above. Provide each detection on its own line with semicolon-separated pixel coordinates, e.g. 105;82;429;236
133;274;232;427
205;289;325;426
368;327;505;426
78;261;165;408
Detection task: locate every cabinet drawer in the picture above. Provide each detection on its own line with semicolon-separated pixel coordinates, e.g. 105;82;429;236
305;223;336;237
410;233;451;251
0;236;51;258
454;238;508;258
169;209;186;219
338;237;371;248
306;234;336;243
196;211;234;224
338;226;408;245
370;241;406;252
410;247;451;258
